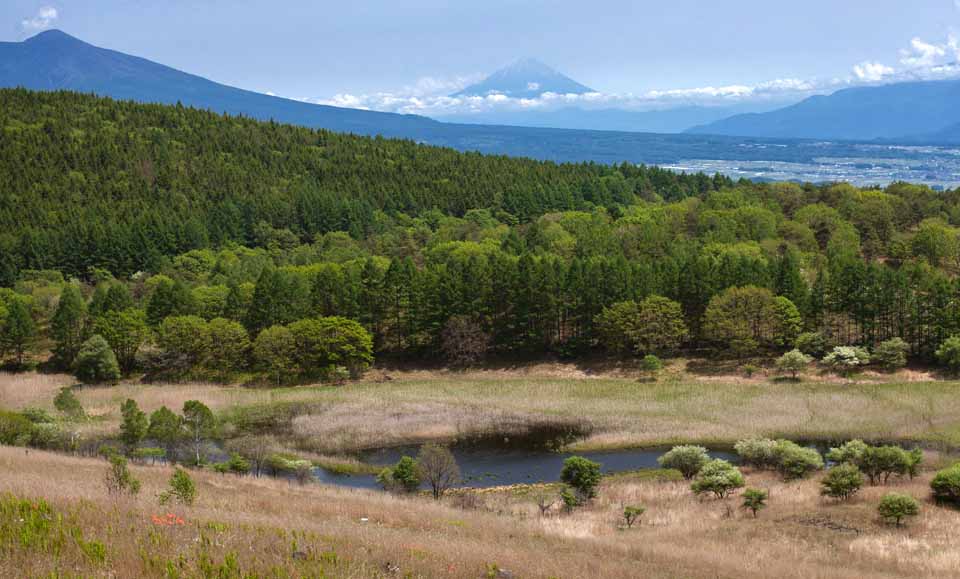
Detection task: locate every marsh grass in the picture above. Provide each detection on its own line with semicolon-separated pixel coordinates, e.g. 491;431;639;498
7;364;960;455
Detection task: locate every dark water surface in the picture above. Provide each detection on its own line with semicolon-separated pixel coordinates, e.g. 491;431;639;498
313;441;737;491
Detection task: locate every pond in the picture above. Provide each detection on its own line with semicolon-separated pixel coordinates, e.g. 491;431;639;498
312;436;737;491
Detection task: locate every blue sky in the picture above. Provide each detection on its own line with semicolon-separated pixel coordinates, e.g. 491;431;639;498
5;0;960;114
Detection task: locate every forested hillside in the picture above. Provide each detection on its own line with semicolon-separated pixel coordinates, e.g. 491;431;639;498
4;89;960;377
0;89;723;281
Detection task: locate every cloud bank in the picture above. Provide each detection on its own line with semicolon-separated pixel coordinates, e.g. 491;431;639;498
21;6;58;32
298;34;960;117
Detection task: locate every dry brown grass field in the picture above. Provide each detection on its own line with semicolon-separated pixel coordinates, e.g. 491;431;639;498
1;446;959;578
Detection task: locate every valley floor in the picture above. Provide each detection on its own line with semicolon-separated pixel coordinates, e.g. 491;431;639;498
5;359;960;456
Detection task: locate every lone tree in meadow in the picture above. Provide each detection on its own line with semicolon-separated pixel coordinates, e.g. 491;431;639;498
623;505;645;528
691;459;745;499
741;488;768;517
417;444;461;500
658;445;710;480
776;349;812;379
560;456;602;503
878;493;919;527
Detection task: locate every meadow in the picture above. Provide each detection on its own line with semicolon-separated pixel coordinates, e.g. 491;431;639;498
1;444;958;578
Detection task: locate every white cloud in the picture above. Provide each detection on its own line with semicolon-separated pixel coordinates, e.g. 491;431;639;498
299;34;960;117
21;6;58;31
853;61;895;82
899;37;951;68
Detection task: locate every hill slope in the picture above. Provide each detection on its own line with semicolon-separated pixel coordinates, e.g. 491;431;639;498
0;89;723;278
0;29;440;136
687;79;960;140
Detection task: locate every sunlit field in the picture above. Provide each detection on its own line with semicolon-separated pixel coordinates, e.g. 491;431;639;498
1;446;958;578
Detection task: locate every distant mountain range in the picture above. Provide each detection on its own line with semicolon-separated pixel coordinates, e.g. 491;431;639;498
0;29;439;136
3;28;960;174
688;78;960;142
452;57;593;98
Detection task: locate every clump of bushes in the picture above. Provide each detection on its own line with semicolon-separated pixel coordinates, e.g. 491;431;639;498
657;445;709;480
377;456;421;493
734;438;822;479
826;440;920;485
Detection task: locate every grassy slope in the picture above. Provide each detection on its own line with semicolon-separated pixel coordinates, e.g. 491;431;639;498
6;362;960;454
1;446;959;578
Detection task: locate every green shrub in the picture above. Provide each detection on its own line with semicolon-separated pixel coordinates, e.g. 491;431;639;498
873;338;909;371
622;505;645;528
73;334;121;384
823;346;870;376
825;439;869;465
53;387;84;419
377;456;421;493
772;439;823;480
104;455;141;496
742;364;758;378
935;336;960;373
930;463;960;505
560;456;602;500
878;493;919;526
0;410;34;446
795;332;829;357
691;459;745;499
657;445;710;479
741;488;768;517
734;438;779;469
160;468;196;505
820;464;864;501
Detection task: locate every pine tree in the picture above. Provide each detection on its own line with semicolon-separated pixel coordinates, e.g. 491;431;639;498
2;299;35;367
51;285;88;367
